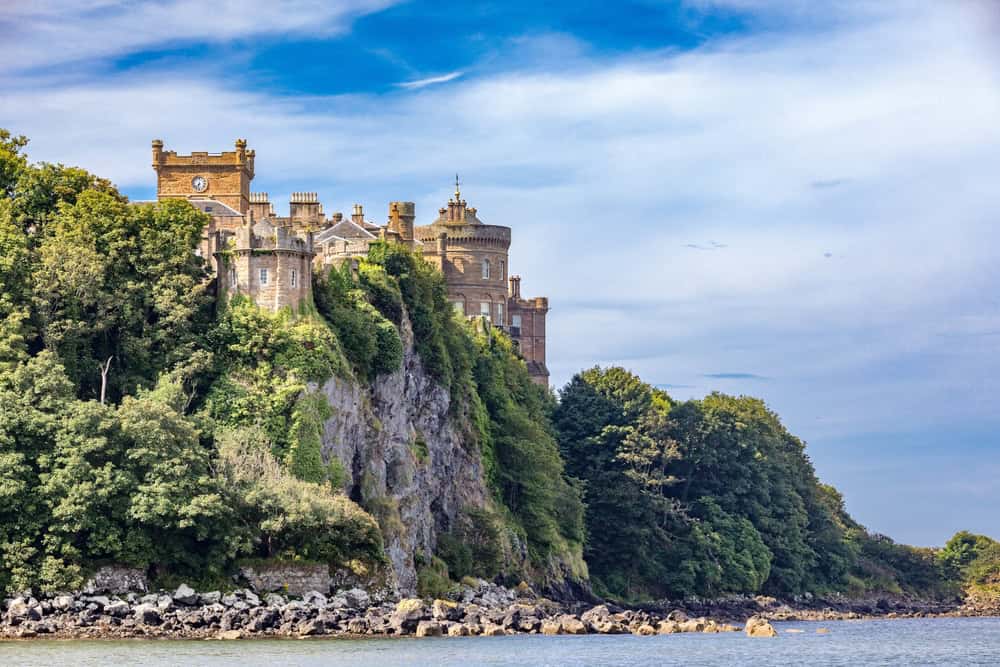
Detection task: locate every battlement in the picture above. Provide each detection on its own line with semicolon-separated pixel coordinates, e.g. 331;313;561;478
233;221;314;254
414;223;510;247
152;138;255;177
290;192;319;203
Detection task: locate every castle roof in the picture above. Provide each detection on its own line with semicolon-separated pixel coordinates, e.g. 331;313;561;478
314;226;350;245
326;218;377;240
189;199;243;217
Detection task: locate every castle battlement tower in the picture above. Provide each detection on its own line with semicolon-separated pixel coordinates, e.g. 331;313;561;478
215;219;314;313
152;138;254;214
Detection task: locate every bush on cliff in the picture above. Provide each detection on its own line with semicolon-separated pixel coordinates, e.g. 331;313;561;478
215;426;383;567
0;353;235;593
313;261;403;381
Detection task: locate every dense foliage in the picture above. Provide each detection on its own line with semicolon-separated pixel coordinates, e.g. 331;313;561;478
0;132;381;592
553;366;989;602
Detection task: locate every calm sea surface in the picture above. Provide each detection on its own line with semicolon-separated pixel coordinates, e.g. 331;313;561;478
2;617;999;666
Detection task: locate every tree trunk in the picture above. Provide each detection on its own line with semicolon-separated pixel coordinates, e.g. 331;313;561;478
99;356;113;405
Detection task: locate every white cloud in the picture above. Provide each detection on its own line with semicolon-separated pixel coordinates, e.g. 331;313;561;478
396;71;464;90
0;0;396;74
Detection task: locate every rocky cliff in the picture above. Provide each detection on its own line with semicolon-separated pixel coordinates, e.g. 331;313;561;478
316;315;489;595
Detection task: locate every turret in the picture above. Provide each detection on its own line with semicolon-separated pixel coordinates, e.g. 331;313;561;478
389;201;416;242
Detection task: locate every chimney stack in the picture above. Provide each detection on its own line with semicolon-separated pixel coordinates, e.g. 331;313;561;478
509;275;522;299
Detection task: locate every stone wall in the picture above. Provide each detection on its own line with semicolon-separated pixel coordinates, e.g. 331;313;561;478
220;249;313;312
82;566;148;595
239;563;332;596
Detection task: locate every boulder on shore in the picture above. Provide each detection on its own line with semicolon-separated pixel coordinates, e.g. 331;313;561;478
390;598;426;633
415;620;443;637
745;616;777;637
173;584;198;606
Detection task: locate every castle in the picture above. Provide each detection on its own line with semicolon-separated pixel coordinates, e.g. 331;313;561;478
151;139;549;385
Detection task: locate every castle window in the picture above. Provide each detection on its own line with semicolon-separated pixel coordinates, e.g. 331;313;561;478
482;259;490;279
229;267;237;287
500;260;505;280
496;302;504;325
511;314;522;336
259;268;269;286
480;301;491;321
290;268;298;288
453;301;464;315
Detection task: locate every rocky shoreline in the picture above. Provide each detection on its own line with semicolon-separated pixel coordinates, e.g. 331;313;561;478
2;580;995;641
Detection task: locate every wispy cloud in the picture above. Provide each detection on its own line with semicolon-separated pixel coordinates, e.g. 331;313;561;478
684;240;728;250
396;71;464;90
811;178;850;189
0;0;396;74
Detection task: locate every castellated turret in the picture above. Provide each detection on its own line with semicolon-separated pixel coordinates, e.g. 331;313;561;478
215;218;314;313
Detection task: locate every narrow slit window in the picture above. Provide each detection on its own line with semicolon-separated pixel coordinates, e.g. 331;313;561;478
290;268;298;288
482;259;490;279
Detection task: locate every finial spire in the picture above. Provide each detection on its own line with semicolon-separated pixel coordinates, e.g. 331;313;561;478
454;173;461;200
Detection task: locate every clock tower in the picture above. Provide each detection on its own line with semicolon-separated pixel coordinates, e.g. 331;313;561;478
152;138;255;214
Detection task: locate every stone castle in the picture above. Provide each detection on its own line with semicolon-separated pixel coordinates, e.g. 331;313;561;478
151;139;549;385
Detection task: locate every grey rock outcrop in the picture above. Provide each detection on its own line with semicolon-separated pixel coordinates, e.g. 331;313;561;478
317;315;489;596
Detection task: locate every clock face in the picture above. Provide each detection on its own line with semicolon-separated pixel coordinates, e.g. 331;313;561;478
191;176;208;193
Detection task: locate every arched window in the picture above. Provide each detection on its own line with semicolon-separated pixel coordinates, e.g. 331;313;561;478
482;259;490;279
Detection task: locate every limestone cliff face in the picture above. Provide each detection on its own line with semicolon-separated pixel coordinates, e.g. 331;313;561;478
316;316;488;595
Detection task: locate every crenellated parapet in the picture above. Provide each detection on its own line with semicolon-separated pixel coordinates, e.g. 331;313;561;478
414;223;511;249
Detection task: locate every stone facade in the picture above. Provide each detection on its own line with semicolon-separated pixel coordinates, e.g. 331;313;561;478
82;565;149;595
149;139;549;383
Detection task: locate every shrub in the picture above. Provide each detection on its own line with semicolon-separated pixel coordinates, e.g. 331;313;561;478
416;555;454;599
216;426;383;567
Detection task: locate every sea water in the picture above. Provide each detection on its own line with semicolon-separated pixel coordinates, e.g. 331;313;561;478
2;617;999;666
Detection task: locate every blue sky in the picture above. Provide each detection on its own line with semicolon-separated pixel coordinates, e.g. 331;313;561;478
2;0;999;546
